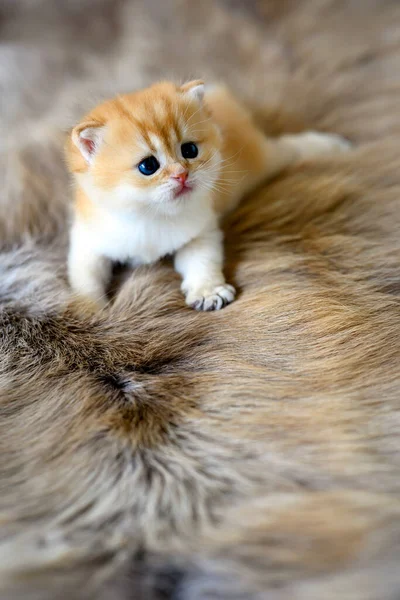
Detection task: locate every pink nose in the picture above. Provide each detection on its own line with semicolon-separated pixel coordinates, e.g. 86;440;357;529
172;171;188;185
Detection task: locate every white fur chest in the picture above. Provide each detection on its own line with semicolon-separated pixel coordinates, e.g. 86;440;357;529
81;201;216;264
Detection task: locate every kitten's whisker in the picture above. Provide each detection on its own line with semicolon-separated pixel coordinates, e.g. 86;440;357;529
216;147;247;169
205;171;247;189
198;179;236;194
217;158;242;170
188;129;211;137
222;146;246;161
220;169;249;175
182;101;191;121
186;104;205;125
211;183;236;192
218;175;248;183
188;117;212;128
200;150;221;170
201;152;218;166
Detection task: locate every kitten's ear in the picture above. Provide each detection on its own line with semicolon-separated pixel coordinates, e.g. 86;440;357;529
72;121;105;164
180;80;205;103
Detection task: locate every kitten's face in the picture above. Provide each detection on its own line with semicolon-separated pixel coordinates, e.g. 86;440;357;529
69;81;222;215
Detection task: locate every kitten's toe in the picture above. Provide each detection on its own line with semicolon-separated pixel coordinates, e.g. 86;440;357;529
186;284;236;311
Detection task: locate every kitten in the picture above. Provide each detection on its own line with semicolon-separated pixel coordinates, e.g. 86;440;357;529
65;80;350;310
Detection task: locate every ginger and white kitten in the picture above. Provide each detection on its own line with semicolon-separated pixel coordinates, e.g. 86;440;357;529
65;80;350;310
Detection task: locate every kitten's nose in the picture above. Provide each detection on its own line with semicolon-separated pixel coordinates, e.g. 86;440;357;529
171;171;188;185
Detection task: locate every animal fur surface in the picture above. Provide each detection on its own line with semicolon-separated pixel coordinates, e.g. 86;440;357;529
1;0;400;598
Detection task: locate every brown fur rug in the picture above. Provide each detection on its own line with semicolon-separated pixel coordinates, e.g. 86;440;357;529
2;0;400;598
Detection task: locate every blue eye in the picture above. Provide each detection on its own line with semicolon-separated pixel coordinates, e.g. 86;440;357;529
138;156;160;176
181;142;198;159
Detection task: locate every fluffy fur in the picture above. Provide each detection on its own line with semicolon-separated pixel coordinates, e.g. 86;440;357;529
65;80;349;310
2;0;400;599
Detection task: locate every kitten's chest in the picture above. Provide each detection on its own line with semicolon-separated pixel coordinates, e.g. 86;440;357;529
89;206;214;263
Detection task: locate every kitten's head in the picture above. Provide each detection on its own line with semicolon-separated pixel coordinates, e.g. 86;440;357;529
66;80;222;215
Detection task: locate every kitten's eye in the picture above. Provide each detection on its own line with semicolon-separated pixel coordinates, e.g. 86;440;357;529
181;142;198;159
138;156;160;176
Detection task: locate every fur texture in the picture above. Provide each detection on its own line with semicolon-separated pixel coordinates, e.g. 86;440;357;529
1;0;400;599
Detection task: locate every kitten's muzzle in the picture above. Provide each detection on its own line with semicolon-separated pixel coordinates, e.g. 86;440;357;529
171;170;193;197
171;171;188;186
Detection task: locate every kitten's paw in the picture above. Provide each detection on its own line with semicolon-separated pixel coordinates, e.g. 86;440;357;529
185;284;236;311
286;131;352;160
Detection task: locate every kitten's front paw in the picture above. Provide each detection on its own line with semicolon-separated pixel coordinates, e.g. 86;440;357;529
185;284;236;311
287;131;352;160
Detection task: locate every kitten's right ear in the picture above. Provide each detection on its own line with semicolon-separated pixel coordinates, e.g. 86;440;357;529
72;121;105;164
180;80;205;104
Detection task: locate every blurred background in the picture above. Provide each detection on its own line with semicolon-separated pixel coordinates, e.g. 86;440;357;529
2;0;389;141
3;2;400;599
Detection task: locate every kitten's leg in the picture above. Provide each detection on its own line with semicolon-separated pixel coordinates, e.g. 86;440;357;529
251;130;351;188
252;131;351;188
277;131;351;163
174;227;235;311
216;130;351;215
68;226;111;308
208;85;352;215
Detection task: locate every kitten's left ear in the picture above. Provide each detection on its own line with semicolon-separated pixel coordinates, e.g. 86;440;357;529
180;80;205;103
